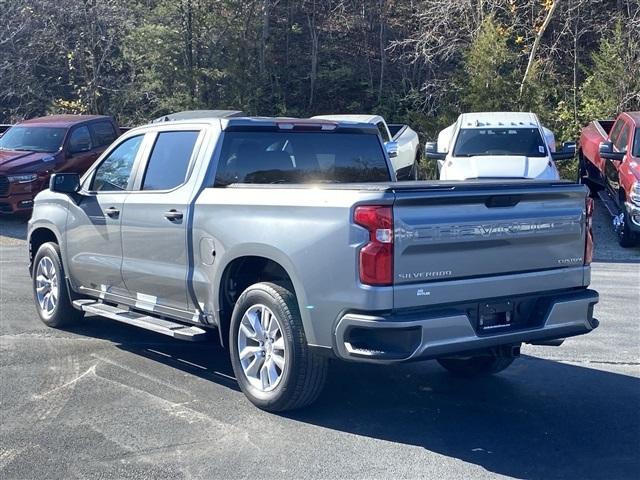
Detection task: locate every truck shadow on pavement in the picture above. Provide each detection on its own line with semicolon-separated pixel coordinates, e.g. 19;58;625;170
65;317;639;480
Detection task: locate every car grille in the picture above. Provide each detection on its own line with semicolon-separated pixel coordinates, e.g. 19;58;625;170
0;175;9;196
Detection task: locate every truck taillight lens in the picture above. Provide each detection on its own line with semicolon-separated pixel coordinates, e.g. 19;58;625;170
354;205;393;286
584;197;594;265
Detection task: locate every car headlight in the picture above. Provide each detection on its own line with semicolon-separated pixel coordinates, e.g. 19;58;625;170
7;173;38;184
631;181;640;206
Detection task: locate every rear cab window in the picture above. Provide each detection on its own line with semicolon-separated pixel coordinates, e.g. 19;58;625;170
214;131;390;185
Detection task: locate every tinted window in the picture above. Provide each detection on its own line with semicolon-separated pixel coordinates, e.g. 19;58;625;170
68;126;93;153
141;131;199;190
609;120;624;145
0;126;65;153
91;121;118;147
92;135;144;191
614;125;630;151
376;121;390;142
215;131;389;185
453;128;547;157
633;128;640;157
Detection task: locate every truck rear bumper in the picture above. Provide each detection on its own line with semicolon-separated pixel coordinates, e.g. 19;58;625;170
334;289;599;363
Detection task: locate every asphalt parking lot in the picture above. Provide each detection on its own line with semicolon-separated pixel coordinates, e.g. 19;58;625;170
1;201;639;480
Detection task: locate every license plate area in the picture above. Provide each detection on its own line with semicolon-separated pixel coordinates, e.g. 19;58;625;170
478;300;514;332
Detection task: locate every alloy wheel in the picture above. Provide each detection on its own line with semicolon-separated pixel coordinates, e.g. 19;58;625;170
237;304;286;392
35;256;59;317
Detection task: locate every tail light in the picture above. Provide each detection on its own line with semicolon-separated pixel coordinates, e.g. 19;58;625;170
354;205;393;286
584;197;594;265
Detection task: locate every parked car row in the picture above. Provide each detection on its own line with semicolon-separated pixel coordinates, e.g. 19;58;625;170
27;113;599;411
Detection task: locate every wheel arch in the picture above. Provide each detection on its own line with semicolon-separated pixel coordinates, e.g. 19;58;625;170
28;227;60;273
216;254;307;348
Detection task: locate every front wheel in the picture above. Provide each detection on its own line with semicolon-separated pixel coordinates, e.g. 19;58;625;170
32;242;83;327
615;210;639;248
437;355;515;377
229;282;328;411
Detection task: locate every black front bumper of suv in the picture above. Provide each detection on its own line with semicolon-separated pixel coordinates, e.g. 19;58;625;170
333;289;599;363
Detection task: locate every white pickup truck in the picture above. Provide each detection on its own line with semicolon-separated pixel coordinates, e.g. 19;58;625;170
313;114;421;180
425;112;575;180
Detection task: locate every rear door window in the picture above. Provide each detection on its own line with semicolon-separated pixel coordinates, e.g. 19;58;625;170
68;126;93;153
141;131;200;190
215;131;389;185
91;121;118;147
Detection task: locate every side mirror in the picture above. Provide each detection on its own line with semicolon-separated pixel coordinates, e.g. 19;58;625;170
385;141;399;158
599;141;625;161
50;173;80;194
424;141;446;161
562;141;576;154
551;140;577;161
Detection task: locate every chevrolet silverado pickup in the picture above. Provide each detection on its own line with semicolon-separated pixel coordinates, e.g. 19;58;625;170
28;116;598;411
425;112;575;180
579;112;640;247
0;115;120;214
312;114;421;180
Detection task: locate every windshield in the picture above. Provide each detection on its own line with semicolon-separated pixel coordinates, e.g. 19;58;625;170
453;128;547;157
215;131;390;185
0;126;66;153
633;128;640;157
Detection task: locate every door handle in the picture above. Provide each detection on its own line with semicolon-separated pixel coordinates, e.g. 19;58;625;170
164;209;183;221
105;206;120;218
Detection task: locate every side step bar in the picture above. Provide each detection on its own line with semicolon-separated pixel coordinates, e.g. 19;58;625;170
73;300;208;341
597;190;620;217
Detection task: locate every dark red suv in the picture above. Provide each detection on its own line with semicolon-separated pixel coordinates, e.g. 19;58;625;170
0;115;119;214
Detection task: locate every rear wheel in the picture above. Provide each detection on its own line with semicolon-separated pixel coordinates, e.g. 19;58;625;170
32;242;83;328
229;282;328;411
437;354;515;377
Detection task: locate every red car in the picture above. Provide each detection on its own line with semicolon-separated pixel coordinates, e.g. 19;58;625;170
579;112;640;247
0;115;119;214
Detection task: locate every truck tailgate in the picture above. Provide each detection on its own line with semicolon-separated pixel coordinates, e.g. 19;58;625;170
392;182;589;308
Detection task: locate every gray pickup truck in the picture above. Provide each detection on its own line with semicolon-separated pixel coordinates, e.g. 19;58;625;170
28;116;599;411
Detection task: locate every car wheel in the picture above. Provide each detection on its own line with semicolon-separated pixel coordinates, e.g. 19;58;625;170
32;242;83;328
229;282;328;411
615;211;638;248
437;355;515;377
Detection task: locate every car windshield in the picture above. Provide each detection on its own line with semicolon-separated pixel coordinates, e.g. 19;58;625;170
215;131;390;185
633;128;640;157
453;128;547;157
0;126;66;153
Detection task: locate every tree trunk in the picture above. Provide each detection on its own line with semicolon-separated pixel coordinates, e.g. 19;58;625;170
519;1;558;98
378;0;385;104
307;8;319;109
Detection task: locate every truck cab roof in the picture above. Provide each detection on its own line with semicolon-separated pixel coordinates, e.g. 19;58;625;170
458;112;541;128
18;115;112;128
125;116;380;136
312;114;384;125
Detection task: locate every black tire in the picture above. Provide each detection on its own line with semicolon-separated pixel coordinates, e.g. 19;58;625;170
577;151;587;184
32;242;83;328
576;151;597;197
437;355;515;377
229;282;328;411
617;210;638;248
412;152;421;180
